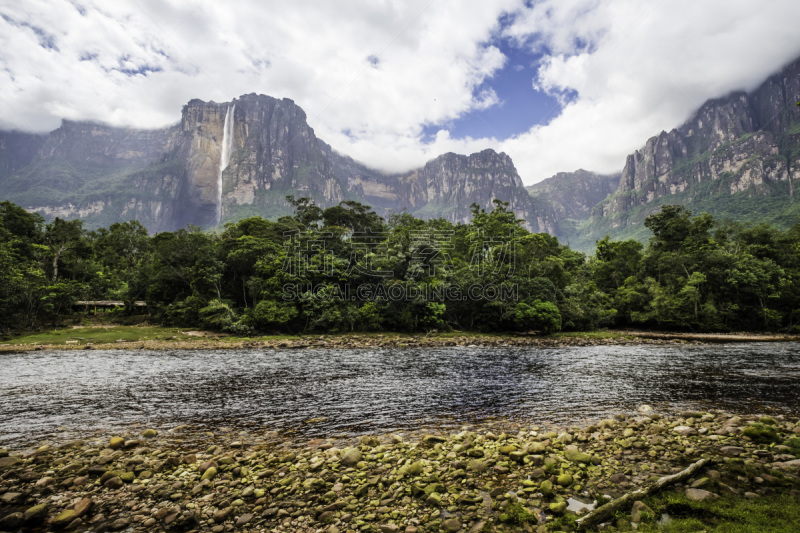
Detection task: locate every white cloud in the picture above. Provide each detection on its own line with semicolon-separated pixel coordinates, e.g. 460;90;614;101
497;0;800;182
0;0;519;166
1;0;800;184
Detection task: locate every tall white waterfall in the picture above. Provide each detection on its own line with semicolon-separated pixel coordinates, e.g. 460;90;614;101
217;104;235;225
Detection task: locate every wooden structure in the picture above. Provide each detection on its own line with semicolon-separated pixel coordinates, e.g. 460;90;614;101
73;301;147;314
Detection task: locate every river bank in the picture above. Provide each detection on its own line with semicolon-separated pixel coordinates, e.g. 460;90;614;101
1;411;799;532
2;326;798;352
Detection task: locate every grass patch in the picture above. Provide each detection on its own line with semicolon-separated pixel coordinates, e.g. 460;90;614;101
551;330;634;340
633;490;800;533
0;325;194;345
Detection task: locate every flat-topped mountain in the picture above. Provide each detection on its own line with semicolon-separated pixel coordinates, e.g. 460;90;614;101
0;94;549;233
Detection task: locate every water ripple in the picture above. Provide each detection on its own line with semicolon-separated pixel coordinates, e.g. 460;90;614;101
1;343;799;447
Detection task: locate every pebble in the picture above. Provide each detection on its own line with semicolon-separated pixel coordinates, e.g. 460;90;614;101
0;411;795;532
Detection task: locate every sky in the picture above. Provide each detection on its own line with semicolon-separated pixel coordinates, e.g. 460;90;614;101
2;0;800;184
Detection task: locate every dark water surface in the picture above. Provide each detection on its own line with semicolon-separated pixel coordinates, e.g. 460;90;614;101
1;343;799;447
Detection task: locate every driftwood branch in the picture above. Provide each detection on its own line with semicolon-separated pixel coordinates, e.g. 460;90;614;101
575;457;711;531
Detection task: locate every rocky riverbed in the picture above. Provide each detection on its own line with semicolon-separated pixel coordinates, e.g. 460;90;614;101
1;411;799;532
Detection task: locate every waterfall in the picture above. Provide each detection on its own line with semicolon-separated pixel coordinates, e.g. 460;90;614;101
217;103;235;225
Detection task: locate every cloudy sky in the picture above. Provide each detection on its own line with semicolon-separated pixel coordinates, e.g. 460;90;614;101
2;0;800;184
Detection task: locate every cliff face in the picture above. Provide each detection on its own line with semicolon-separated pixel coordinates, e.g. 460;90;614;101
360;149;548;231
596;58;800;230
527;170;619;221
0;94;547;233
0;131;46;176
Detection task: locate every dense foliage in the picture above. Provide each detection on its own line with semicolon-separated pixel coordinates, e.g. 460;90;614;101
1;199;799;335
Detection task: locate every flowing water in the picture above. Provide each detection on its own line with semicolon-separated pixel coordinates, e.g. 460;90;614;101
216;103;235;225
1;343;799;447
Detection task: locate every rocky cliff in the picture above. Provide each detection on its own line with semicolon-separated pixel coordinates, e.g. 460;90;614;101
526;169;619;222
0;94;549;233
593;57;800;236
0;131;46;176
337;148;548;231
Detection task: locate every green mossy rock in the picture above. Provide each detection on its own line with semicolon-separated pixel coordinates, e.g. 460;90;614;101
23;503;48;523
340;448;362;466
201;466;218;481
51;509;77;528
557;473;574;487
564;448;593;464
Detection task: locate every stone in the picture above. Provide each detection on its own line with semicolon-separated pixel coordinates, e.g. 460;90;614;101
0;512;23;530
1;492;22;504
23;503;48;523
404;461;424;476
119;471;135;483
549;501;567;514
279;452;296;463
557;473;573;487
540;480;554;496
380;525;400;533
52;509;78;528
773;459;800;471
528;441;547;453
340;448;362;466
564;446;592;464
201;466;218;481
141;429;158;438
108;437;125;449
509;450;527;463
104;476;124;489
685;488;718;501
467;459;486;472
35;476;54;488
442;517;462;532
631;500;653;523
213;507;233;523
720;446;745;456
674;426;697;436
111;517;129;529
359;435;380;447
556;432;573;444
236;513;253;526
74;498;93;517
609;473;628;484
0;456;21;469
425;492;442;506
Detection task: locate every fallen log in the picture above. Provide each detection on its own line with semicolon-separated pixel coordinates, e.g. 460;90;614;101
575;457;711;531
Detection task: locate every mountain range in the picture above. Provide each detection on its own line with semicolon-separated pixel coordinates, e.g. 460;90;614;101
1;56;799;250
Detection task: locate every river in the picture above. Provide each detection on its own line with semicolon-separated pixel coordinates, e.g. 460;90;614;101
1;343;799;447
